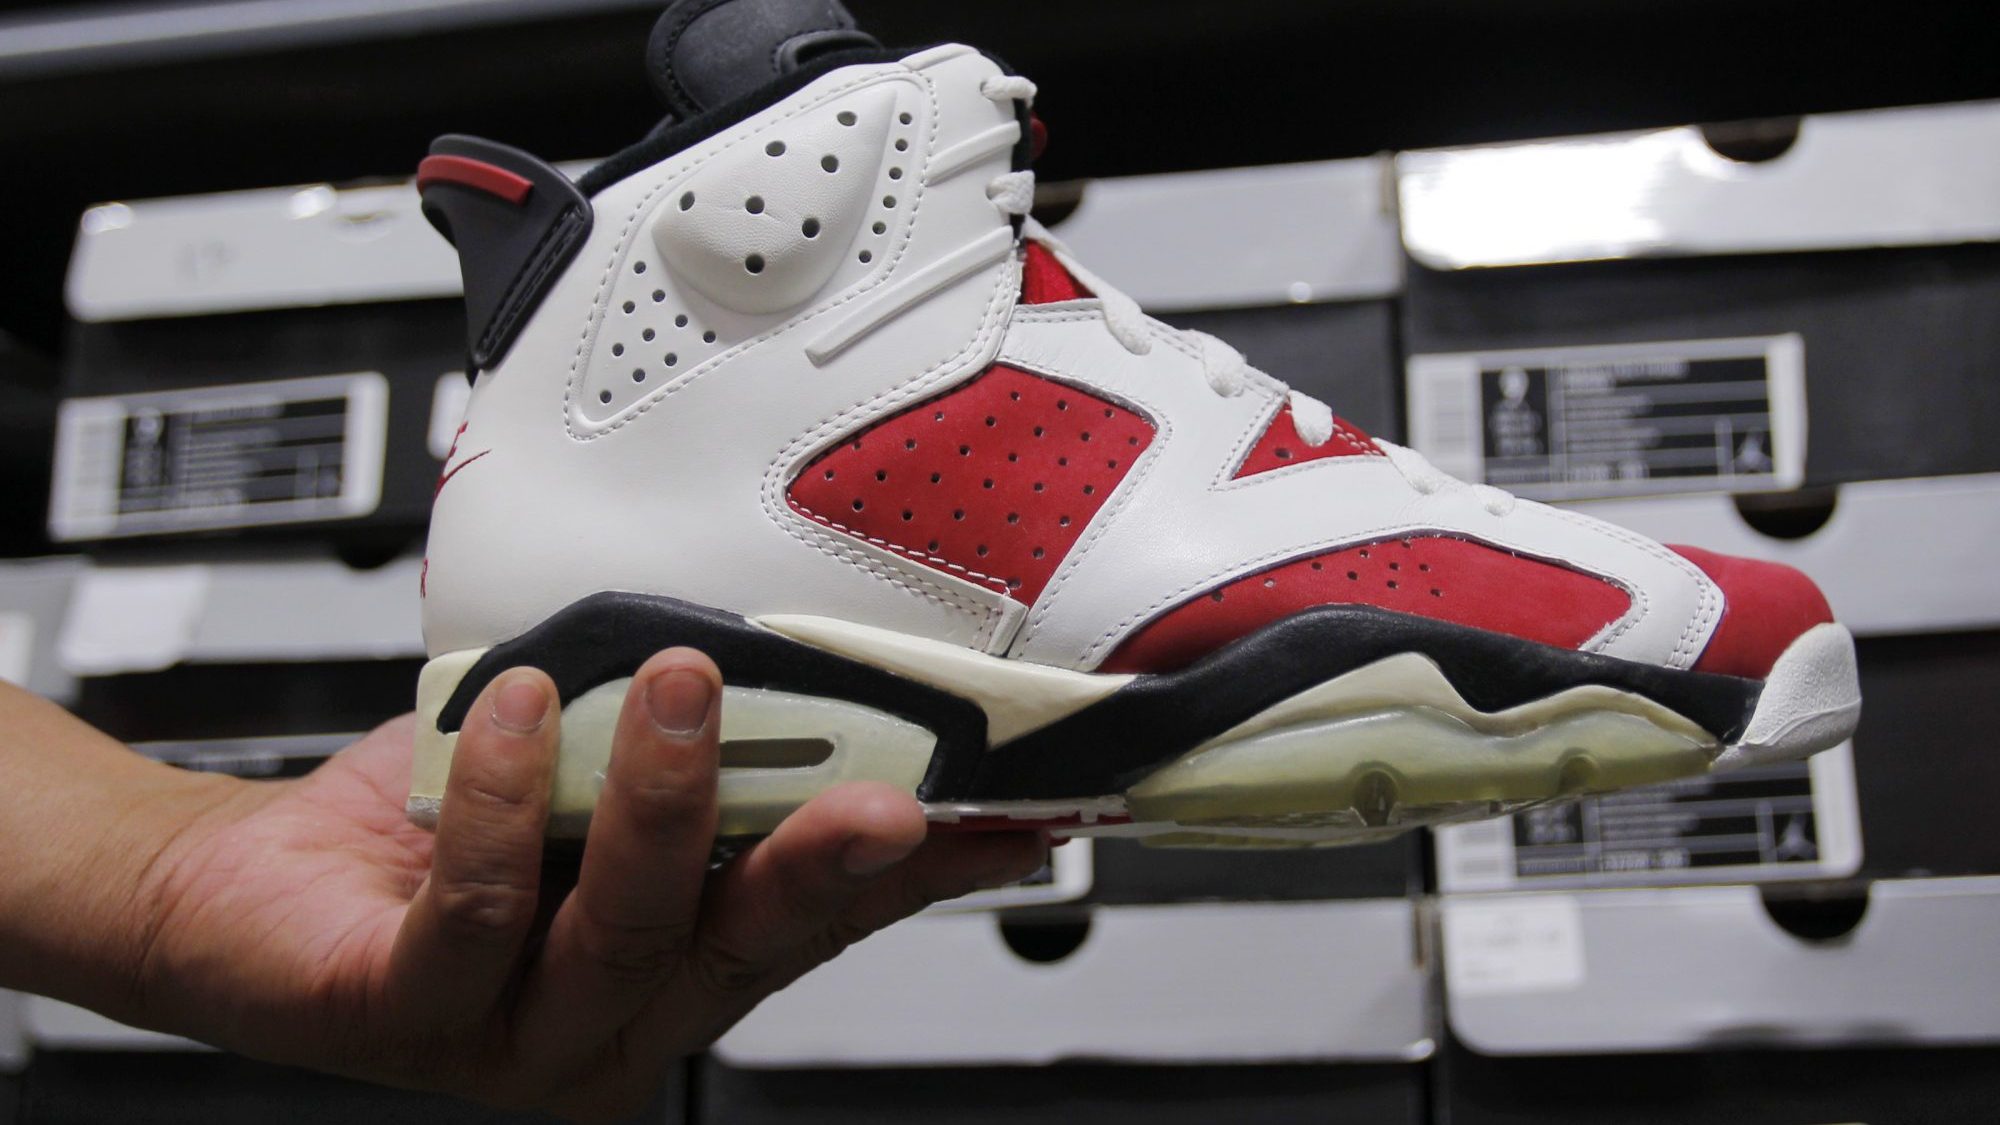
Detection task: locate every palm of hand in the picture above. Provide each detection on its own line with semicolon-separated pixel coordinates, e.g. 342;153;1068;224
145;717;475;1076
126;656;1042;1119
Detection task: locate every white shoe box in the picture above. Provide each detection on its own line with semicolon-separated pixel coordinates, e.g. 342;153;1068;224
1045;156;1407;441
716;898;1434;1068
1399;100;2000;498
1440;876;2000;1054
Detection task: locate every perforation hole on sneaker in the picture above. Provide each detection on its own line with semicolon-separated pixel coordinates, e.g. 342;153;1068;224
589;85;914;420
788;364;1156;604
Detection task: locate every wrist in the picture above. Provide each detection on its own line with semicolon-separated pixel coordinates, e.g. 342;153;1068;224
0;685;256;1022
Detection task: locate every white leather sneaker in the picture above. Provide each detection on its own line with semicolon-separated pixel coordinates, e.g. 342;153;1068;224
410;0;1861;847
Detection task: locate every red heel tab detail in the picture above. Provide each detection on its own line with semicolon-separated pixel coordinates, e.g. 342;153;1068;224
1672;545;1834;680
417;155;535;206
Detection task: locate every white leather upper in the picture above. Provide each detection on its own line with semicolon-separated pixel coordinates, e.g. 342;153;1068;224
994;306;1722;670
422;44;1725;674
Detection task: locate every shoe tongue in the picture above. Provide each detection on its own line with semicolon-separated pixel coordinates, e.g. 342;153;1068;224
646;0;879;119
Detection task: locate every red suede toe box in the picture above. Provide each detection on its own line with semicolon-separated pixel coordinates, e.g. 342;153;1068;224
1672;545;1835;680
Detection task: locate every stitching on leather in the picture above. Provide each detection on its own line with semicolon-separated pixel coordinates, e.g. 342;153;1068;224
477;205;587;365
788;499;1012;594
789;527;1001;625
1211;444;1390;492
1007;326;1176;661
1072;507;1638;668
1543;506;1697;659
1213;391;1282;487
759;70;1018;637
767;259;1015;619
561;68;920;441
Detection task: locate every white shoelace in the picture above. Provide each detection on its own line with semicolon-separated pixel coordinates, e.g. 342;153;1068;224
976;76;1514;516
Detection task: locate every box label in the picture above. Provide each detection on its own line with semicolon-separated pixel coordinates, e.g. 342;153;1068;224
1442;895;1586;997
50;372;388;540
1434;744;1862;892
1407;335;1805;501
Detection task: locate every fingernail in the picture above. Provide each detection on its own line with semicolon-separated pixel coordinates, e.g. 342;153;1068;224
646;669;713;737
491;674;549;734
842;835;919;877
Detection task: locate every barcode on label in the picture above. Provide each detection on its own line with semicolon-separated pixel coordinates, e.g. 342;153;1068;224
49;372;388;540
1434;742;1861;891
1407;336;1805;501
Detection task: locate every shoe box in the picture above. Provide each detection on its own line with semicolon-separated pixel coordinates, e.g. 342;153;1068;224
48;174;479;561
702;886;1432;1124
1401;99;2000;1115
1039;155;1407;441
1394;100;2000;631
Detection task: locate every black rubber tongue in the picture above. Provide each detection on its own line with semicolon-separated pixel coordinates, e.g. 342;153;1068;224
646;0;879;121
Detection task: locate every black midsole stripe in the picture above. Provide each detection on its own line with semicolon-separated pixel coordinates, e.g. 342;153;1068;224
433;594;1761;804
432;592;991;799
969;605;1761;800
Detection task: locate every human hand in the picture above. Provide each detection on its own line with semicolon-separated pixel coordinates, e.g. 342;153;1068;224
107;649;1045;1118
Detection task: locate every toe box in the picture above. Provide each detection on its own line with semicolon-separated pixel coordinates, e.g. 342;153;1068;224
1672;545;1835;680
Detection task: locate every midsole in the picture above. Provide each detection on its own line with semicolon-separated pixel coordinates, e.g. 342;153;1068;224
410;598;1781;838
414;676;936;839
423;592;1765;806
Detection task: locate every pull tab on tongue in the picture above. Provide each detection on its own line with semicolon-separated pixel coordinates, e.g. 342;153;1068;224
646;0;879;120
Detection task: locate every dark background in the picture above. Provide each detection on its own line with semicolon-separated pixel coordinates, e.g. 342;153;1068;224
2;0;1997;353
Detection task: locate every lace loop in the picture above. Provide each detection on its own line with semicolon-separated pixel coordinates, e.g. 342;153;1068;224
1378;442;1519;516
975;76;1505;512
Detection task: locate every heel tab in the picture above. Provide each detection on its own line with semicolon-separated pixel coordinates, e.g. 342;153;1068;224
419;135;593;372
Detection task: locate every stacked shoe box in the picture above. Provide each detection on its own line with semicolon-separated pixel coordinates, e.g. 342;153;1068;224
1396;101;2000;1120
42;168;448;1051
50;176;472;563
42;166;468;881
699;157;1431;1125
8;173;697;1121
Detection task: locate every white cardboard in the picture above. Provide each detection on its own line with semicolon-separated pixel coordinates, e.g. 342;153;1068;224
1400;100;2000;268
55;556;424;676
1445;877;2000;1052
56;565;210;676
717;899;1433;1066
1051;158;1402;310
1441;896;1586;998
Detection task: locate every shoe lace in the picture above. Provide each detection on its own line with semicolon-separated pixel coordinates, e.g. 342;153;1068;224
976;76;1515;516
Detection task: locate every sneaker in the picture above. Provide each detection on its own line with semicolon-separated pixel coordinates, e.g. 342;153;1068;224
409;0;1861;847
